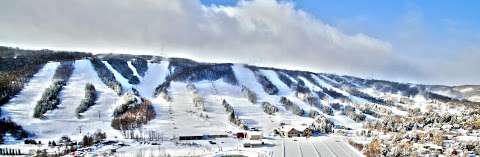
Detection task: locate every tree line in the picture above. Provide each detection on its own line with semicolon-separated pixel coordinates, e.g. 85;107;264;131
33;61;74;118
75;83;98;117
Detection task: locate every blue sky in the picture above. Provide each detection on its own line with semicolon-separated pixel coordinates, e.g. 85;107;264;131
201;0;480;58
295;0;480;56
199;0;480;85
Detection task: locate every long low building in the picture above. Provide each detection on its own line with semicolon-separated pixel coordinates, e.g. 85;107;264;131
178;134;228;140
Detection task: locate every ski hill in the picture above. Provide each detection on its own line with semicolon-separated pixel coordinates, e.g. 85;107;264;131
1;47;480;156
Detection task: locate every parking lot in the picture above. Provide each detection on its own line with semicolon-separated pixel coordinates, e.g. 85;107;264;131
272;137;362;157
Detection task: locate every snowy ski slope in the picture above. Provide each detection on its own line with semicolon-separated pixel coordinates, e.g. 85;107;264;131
2;62;60;133
2;60;124;141
1;59;367;140
0;57;375;156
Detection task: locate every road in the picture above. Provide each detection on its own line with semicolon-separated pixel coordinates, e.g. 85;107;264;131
272;137;363;157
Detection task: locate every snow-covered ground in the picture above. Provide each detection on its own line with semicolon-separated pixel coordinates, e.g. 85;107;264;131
1;62;60;140
222;91;280;133
259;70;291;96
232;64;267;98
328;113;362;130
310;75;350;97
272;137;362;157
142;81;233;137
2;60;124;142
5;60;123;140
135;61;170;98
469;95;480;102
297;76;321;92
133;61;174;138
127;61;143;80
0;60;378;156
102;61;133;91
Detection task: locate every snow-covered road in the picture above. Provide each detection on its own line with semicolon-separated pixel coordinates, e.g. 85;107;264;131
273;137;363;157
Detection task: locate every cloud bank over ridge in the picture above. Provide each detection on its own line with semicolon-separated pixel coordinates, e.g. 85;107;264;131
2;0;474;85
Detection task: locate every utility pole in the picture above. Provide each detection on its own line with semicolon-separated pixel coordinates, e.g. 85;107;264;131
78;126;82;134
98;110;101;120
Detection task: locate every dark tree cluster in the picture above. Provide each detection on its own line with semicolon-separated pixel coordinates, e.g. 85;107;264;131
130;58;148;77
362;79;421;97
90;58;122;95
0;48;84;106
251;69;279;95
222;99;234;113
81;131;106;147
323;74;356;88
47;140;57;146
346;88;386;105
0;118;29;144
315;91;328;99
75;83;98;117
221;99;248;129
319;86;347;99
280;97;304;116
400;86;421;97
424;92;455;102
329;103;343;110
111;94;156;130
304;94;321;107
33;80;65;118
153;81;172;101
310;98;333;116
113;94;141;117
262;102;278;115
168;61;238;85
149;56;165;63
303;94;333;116
241;86;257;104
341;105;366;122
322;105;334;116
0;64;44;106
53;61;74;81
292;79;310;93
24;139;40;145
95;53;154;62
33;62;74;118
106;58;140;84
315;74;341;88
289;71;324;89
277;71;295;88
229;112;248;130
310;115;335;134
309;110;320;118
359;107;380;118
0;46;89;71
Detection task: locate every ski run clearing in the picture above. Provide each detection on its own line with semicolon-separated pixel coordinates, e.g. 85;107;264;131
0;59;400;157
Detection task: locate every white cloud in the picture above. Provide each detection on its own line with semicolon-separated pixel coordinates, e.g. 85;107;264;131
0;0;418;83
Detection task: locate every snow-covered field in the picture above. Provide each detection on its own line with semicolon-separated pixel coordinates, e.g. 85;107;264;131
152;81;232;136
